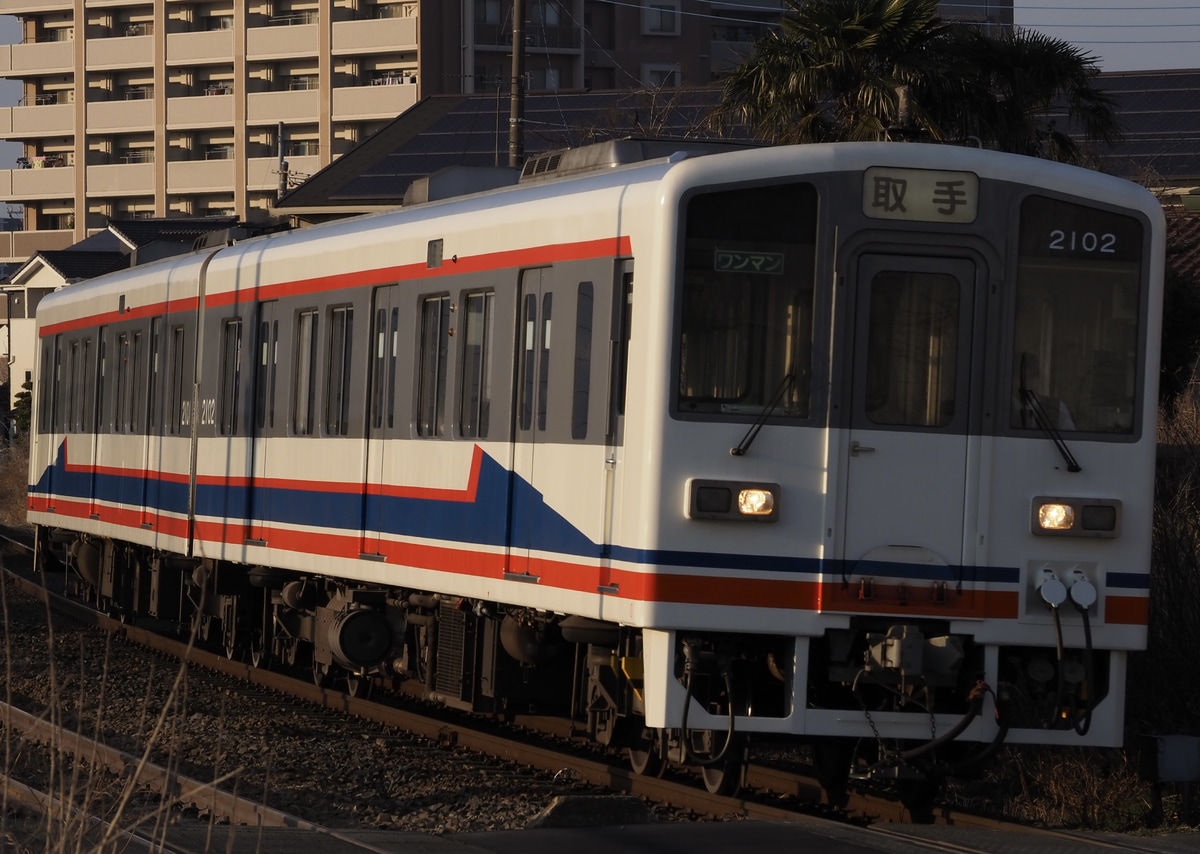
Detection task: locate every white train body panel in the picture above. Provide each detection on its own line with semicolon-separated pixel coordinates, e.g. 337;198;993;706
29;142;1164;749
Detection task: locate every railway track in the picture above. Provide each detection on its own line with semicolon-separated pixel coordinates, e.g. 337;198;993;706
3;530;1190;854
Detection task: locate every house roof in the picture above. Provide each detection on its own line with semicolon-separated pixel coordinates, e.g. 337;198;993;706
18;250;128;284
107;216;242;250
275;87;740;215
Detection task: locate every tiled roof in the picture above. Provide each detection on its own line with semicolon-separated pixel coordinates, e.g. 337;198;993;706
36;250;128;282
107;216;242;249
278;88;740;211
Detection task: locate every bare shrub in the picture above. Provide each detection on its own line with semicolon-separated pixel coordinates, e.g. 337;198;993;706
0;437;30;533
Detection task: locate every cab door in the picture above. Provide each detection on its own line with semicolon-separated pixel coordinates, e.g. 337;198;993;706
840;254;980;576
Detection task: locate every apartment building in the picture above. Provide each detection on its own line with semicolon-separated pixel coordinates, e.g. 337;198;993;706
0;1;1012;266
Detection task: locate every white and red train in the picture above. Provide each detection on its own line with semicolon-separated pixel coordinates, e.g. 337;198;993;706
28;140;1164;794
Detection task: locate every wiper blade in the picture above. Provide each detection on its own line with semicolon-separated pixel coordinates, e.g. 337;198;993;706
730;373;795;457
1019;355;1081;473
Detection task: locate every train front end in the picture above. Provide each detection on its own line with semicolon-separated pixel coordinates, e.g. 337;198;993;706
622;143;1162;777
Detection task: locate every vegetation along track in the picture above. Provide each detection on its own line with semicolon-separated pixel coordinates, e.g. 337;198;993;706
1;528;1170;850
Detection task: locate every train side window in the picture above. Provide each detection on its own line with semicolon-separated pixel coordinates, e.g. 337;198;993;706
518;294;537;431
148;318;162;433
255;316;278;431
96;330;108;434
538;293;553;432
167;326;186;434
293;309;319;435
80;337;95;433
114;332;130;433
370;303;400;431
417;295;450;437
459;291;494;439
572;282;593;440
130;330;145;433
218;318;242;436
38;336;61;434
325;305;353;436
64;340;78;432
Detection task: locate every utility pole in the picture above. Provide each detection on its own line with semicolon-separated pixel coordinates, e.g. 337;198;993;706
508;0;526;169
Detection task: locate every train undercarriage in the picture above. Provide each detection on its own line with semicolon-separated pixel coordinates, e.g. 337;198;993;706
39;527;1106;801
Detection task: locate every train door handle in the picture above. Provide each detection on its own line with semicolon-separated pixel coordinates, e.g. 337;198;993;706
850;440;876;456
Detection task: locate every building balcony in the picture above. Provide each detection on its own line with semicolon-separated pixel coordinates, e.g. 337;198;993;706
87;161;154;196
473;23;582;51
87;98;154;132
165;29;234;66
248;154;319;192
332;81;418;121
166;92;233;129
0;229;74;260
1;1;73;15
86;33;153;71
167;157;234;193
331;14;418;55
2;103;74;137
246;89;319;124
246;21;318;60
0;161;73;201
0;39;74;76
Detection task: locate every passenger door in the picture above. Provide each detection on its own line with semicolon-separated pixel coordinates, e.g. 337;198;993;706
247;301;279;544
507;268;616;585
361;285;401;557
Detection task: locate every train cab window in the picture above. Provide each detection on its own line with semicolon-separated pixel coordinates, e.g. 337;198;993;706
370;302;400;431
676;183;817;419
64;340;79;432
1011;196;1144;435
293;309;319;435
417;295;450;437
325;305;353;436
537;293;553;431
459;290;494;438
218;319;242;436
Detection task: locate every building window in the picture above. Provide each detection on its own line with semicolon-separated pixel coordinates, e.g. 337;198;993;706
642;2;680;36
643;64;680;89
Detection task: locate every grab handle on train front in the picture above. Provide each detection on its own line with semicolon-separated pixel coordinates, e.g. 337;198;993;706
850;441;876;456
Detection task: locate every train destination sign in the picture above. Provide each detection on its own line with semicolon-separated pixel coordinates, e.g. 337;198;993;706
862;166;979;224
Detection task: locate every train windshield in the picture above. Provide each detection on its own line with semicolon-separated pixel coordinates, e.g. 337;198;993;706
1011;195;1145;435
676;182;818;418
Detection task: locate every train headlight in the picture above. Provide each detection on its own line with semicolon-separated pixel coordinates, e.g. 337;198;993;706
738;488;775;516
688;479;779;522
1032;497;1121;538
1038;503;1075;531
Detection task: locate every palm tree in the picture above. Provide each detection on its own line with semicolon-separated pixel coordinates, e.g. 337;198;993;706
714;0;1120;162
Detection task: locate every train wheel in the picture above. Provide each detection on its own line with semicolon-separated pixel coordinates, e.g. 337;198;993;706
249;630;269;669
628;724;664;777
699;736;746;797
345;672;371;698
312;660;332;688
